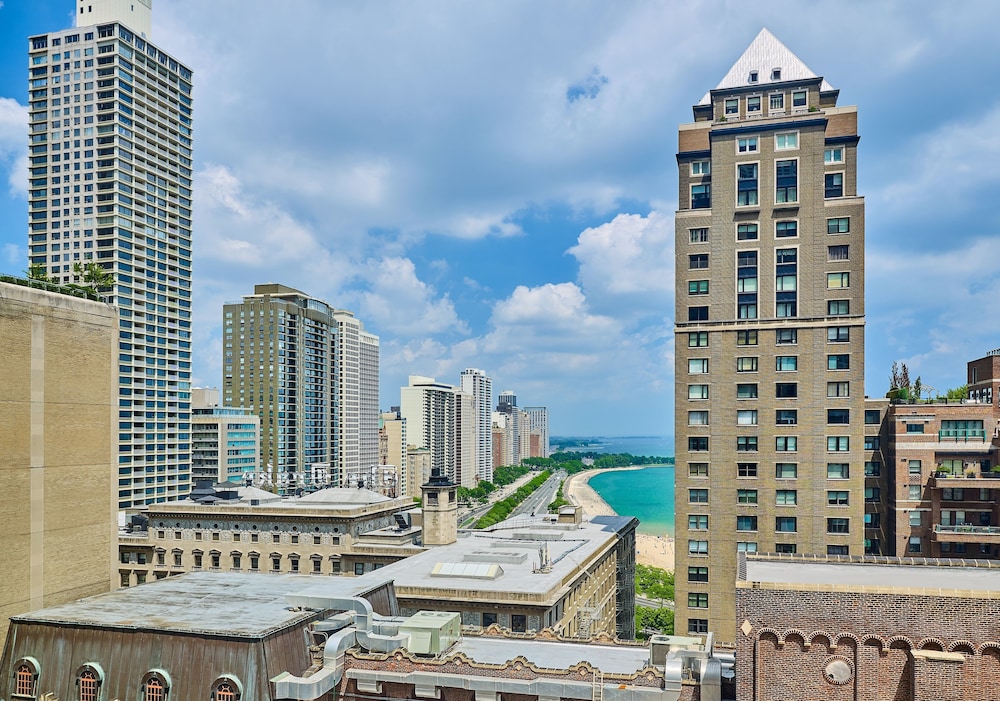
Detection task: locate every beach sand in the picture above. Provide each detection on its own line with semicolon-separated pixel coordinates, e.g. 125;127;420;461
564;468;674;572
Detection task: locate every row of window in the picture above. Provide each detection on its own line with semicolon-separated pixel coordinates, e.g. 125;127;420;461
12;659;240;701
689;218;850;247
689;355;850;374
687;462;883;479
690;172;845;209
688;325;851;349
720;87;810;118
687;382;854;400
688;540;851;555
688;515;852;533
135;550;370;576
688;407;853;427
688;435;853;452
156;529;341;545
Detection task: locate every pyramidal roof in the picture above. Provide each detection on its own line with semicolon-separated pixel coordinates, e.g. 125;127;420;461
698;28;834;105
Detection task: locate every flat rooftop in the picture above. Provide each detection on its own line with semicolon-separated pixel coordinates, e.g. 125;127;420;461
453;636;650;675
12;572;378;638
743;556;1000;593
371;515;635;599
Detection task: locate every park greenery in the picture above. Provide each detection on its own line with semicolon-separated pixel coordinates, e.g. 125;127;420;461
524;451;672;477
634;564;676;638
457;465;531;505
472;471;551;529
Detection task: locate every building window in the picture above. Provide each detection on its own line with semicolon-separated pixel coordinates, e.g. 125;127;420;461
775;159;798;203
738;462;758;478
828;300;850;316
737;250;758;319
828;354;850;370
827;217;850;234
865;461;881;477
737;356;758;372
825;172;844;198
737;489;758;504
828;327;850;343
143;672;169;701
688;411;709;426
908;536;922;554
828;272;850;289
775;543;797;554
688;279;709;296
14;660;38;697
688;593;709;608
688;384;709;400
828;381;850;397
689;227;709;243
688;566;709;582
774;132;797;150
688;540;708;555
776;409;797;425
824;147;844;164
828;490;849;506
689;618;710;634
776;328;797;345
737;410;758;426
827;545;849;556
769;93;785;111
827;518;850;534
828;463;850;479
688;306;709;321
747;95;761;112
737;541;758;553
737;223;758;240
737;329;758;346
864;409;881;424
908;460;923;476
688;331;709;347
906;423;925;434
355;562;366;575
691;160;710;176
864;436;879;450
776;489;797;505
213;680;240;701
691;183;711;209
865;513;881;528
792;90;807;107
688;515;709;530
775;517;797;533
689;489;709;503
78;666;102;701
909;511;922;527
737;515;758;531
688;463;709;477
828;245;849;261
827;436;849;452
776;463;797;479
775;436;797;452
688;358;708;375
775;220;797;238
828;409;850;425
908;485;922;500
737;136;758;153
688;437;709;451
776;383;797;398
737;383;758;399
737;163;758;206
737;436;758;451
725;98;739;115
775;356;797;372
865;486;881;502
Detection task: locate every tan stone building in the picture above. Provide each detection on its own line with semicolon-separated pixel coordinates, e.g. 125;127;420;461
674;29;866;641
118;483;424;586
0;280;117;646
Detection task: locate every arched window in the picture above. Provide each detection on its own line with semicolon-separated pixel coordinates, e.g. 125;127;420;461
15;662;36;696
214;681;237;700
142;670;171;700
78;668;100;701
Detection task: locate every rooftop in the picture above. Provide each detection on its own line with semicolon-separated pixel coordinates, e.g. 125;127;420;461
452;636;650;675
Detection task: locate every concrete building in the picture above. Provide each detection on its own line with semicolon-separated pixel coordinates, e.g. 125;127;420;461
223;284;378;494
399;376;458;482
673;28;866;641
27;0;196;509
736;553;1000;701
190;387;260;484
0;280;117;646
374;506;638;640
405;445;431;500
378;409;406;497
117;481;424;586
0;570;726;701
455;389;478;488
525;405;551;458
461;368;494;483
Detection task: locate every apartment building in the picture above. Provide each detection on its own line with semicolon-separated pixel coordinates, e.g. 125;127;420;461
525;406;550;458
223;284;378;493
673;29;866;641
460;368;494;483
190;387;259;483
27;0;195;509
399;376;458;482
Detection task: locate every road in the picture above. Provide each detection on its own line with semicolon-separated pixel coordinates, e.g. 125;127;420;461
636;595;675;610
510;470;564;518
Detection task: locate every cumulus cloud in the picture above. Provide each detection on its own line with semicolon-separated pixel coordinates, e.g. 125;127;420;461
359;257;467;336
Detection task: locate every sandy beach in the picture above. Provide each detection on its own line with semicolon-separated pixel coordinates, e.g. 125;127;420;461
564;468;674;572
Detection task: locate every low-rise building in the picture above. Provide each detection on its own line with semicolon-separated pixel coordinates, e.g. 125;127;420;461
118;483;424;586
191;387;260;484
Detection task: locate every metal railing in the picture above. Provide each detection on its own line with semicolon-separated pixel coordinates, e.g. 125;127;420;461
934;524;1000;535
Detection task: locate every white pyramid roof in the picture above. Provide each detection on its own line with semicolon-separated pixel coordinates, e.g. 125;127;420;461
698;28;834;105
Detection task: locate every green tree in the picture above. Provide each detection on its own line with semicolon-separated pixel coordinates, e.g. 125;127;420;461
73;261;115;292
635;606;674;638
635;563;675;601
25;263;49;282
946;385;969;402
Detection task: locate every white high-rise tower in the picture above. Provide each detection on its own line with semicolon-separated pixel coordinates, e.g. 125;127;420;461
460;368;494;483
28;0;194;508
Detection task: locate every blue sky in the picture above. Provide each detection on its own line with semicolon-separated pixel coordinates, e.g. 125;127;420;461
2;1;1000;436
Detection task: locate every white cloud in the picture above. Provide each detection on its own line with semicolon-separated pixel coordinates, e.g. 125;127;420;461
359;257;467;336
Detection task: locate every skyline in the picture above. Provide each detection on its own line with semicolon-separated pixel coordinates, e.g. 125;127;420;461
2;1;1000;435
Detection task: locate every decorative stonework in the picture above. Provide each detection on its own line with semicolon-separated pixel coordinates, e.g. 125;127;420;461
822;656;853;685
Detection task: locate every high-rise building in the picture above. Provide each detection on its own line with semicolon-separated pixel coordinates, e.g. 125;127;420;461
379;409;407;497
190;387;260;484
673;29;865;640
223;284;379;493
460;368;494;483
524;406;550;458
399;376;458;482
27;1;195;509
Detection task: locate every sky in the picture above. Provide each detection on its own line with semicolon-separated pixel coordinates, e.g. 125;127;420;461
1;1;1000;436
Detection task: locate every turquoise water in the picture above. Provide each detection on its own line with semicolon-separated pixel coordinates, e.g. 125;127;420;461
556;435;674;457
588;466;675;536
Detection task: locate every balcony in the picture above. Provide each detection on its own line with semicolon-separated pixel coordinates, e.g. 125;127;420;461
932;524;1000;544
939;429;987;442
930;473;1000;487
